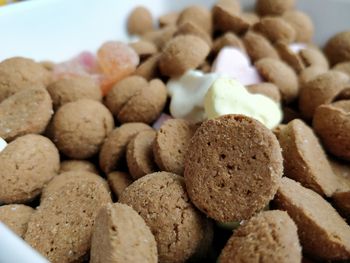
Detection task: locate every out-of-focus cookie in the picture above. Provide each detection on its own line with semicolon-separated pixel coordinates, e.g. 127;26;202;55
134;53;161;80
282;10;314;43
159;11;179;28
177;5;212;35
333;191;350;221
241;12;260;26
119;172;213;263
127;6;153;35
90;203;157;263
174;22;212;47
47;77;102;110
313;100;350;161
126;129;158;179
298;66;327;88
0;204;34;237
99;123;152;174
275;42;305;73
142;25;177;51
212;32;245;55
0;88;53;141
153;119;196;175
299;47;329;70
256;0;295;16
129;40;158;60
52;99;114;159
25;171;112;263
219;210;301;263
60;160;98;174
274;177;350;261
0;134;59;204
184;115;283;222
333;61;350;76
247;82;281;102
107;171;133;199
324;31;350;66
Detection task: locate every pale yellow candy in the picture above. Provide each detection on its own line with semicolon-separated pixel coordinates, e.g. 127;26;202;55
204;77;282;129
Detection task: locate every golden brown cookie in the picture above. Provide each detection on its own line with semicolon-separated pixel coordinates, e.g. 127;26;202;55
90;203;157;263
60;160;98;174
129;40;158;60
52;99;114;159
158;11;179;28
0;57;51;102
184;115;283;222
313;100;350;161
274;177;350;261
159;35;210;77
142;25;177;51
0;87;53;141
47;77;102;110
255;57;298;103
107;171;133;199
126;129;157;180
278;119;339;197
119;172;213;263
99;123;152;174
134;53;161;80
25;171;112;263
333;61;350;76
153;119;196;175
282;10;314;43
324;31;350;66
241;12;260;26
0;134;59;204
298;66;327;88
256;0;295;16
219;210;301;263
212;32;245;55
299;47;329;70
177;5;212;35
127;6;153;35
0;204;34;237
247;82;281;102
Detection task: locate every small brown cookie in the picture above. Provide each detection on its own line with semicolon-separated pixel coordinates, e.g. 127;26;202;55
134;53;161;80
47;76;102;110
313;100;350;161
0;57;51;102
60;160;98;174
52;99;114;159
274;177;350;261
219;210;301;263
127;6;153;35
278;119;339;197
214;0;241;14
241;12;260;26
243;31;280;62
298;66;327;88
129;40;158;60
0;134;59;204
255;57;298;103
177;5;212;35
153;119;196;175
333;61;350;76
212;32;245;55
282;10;314;43
90;203;157;263
0;204;34;237
333;191;350;222
142;25;177;50
299;47;329;70
159;35;210;77
107;171;133;199
174;21;212;47
99;123;152;174
184;115;283;222
299;71;349;120
126;129;158;179
247;82;281;102
0;87;53;141
119;172;213;263
256;0;295;16
25;171;112;263
275;42;305;73
159;11;179;28
324;31;350;66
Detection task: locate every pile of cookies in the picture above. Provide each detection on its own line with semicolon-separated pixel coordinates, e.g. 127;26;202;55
1;0;350;262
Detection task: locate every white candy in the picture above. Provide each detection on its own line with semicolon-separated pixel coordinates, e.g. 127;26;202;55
0;137;7;152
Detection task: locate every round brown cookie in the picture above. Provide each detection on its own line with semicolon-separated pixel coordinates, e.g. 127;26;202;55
184;115;283;222
25;171;112;263
275;42;305;73
212;32;245;55
277;119;339;197
333;191;350;222
219;210;301;263
298;71;349;120
333;61;350;76
126;130;158;180
90;203;157;263
282;10;314;43
243;31;280;62
52;99;114;159
255;57;298;103
313;100;350;161
159;11;179;28
142;25;177;51
47;77;102;110
0;87;53;141
99;123;152;174
299;47;329;70
253;17;296;44
134;53;161;81
159;35;210;77
174;22;212;48
213;0;241;15
117;79;167;124
119;172;213;263
107;171;133;199
256;0;295;16
177;5;212;35
0;204;34;237
127;6;153;35
247;82;281;102
274;177;350;261
129;40;158;60
241;12;260;26
324;31;350;66
0;134;59;204
153;119;196;175
0;57;51;102
60;160;98;174
298;66;327;88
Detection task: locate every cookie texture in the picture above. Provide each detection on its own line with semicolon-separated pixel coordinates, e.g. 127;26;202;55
177;5;212;35
0;204;34;237
184;115;283;222
282;10;314;42
130;40;158;60
0;134;59;204
212;32;245;55
127;6;153;35
256;0;295;16
324;31;350;66
60;160;98;174
90;203;157;263
119;172;213;263
107;171;133;199
247;82;281;102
